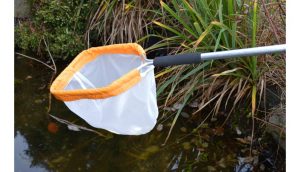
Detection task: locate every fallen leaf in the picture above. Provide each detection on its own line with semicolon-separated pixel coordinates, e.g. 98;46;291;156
202;134;210;141
235;137;251;144
188;101;198;108
235;127;242;135
134;145;160;160
199;123;209;129
38;84;46;90
67;125;80;131
145;145;160;153
182;142;191;150
180;127;187;133
156;124;163;131
207;165;217;171
180;112;190;118
34;99;43;104
14;79;23;85
173;103;184;110
25;75;32;80
252;149;259;155
237;156;254;163
201;142;209;148
163;107;176;112
211;117;218;122
48;122;59;133
217;158;226;168
213;127;224;136
260;164;265;171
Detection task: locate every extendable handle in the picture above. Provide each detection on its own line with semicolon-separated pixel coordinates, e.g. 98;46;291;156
152;44;286;67
153;53;201;67
201;44;286;61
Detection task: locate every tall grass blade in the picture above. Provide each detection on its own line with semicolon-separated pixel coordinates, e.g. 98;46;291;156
194;24;214;47
160;1;198;38
163;85;195;145
152;21;189;41
251;0;258;80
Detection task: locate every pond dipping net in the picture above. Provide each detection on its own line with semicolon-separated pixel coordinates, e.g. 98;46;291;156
50;43;158;135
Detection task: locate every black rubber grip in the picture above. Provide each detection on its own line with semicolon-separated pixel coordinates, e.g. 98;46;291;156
153;53;201;67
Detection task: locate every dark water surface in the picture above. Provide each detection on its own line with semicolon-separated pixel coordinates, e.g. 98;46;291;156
15;56;283;172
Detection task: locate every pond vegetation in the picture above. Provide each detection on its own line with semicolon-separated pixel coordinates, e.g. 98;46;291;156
15;0;286;171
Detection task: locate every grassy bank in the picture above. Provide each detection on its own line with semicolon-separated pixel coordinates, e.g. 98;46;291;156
146;0;285;145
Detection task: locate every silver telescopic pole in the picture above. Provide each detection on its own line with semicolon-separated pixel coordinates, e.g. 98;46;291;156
201;44;286;61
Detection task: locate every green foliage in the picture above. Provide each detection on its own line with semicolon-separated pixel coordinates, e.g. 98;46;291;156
15;0;155;59
44;29;84;59
15;0;97;59
15;23;41;51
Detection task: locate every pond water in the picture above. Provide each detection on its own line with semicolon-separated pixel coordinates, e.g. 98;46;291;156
15;55;284;172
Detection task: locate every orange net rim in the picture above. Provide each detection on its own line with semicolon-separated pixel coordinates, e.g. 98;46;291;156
50;43;146;101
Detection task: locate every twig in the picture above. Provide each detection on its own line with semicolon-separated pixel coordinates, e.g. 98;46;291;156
15;52;55;71
47;73;56;113
49;114;109;138
249;84;257;157
261;0;281;44
276;0;286;26
42;37;57;114
250;113;255;157
43;37;57;73
276;0;286;16
254;116;285;131
274;129;284;164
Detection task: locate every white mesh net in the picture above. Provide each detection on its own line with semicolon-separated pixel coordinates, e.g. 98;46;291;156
63;54;158;135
